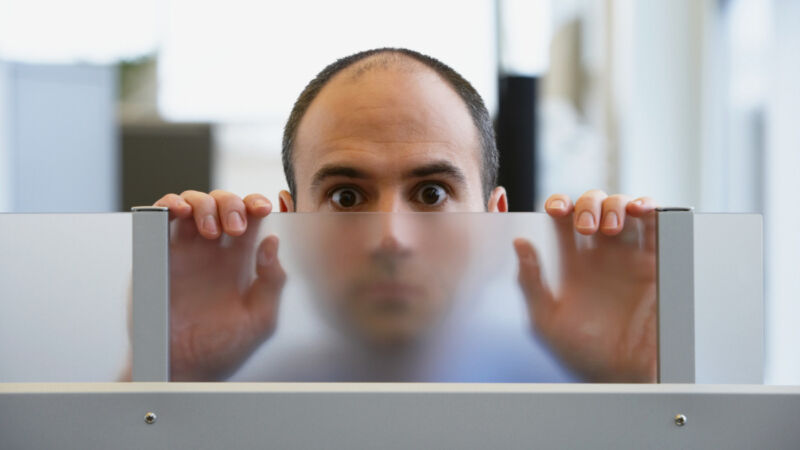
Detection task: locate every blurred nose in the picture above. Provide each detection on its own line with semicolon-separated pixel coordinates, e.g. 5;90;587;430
370;191;414;266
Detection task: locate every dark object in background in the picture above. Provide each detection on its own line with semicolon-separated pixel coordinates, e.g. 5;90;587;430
120;123;212;210
495;75;538;212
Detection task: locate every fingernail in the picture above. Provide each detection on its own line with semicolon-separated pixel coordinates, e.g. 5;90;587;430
632;199;644;206
577;211;595;229
549;199;566;211
254;199;269;209
603;211;619;229
202;215;218;235
228;211;244;231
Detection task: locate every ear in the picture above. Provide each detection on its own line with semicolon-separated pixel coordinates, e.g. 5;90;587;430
486;186;508;212
278;190;295;212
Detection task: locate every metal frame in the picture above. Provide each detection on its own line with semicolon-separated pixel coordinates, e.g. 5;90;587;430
131;207;170;382
1;383;799;449
656;208;696;383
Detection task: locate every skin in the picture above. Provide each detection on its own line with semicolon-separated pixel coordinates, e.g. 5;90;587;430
149;56;658;382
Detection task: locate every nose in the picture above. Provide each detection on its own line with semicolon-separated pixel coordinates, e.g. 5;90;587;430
370;196;414;269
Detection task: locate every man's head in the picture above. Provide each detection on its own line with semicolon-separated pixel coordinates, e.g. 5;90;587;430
279;47;507;213
280;48;506;348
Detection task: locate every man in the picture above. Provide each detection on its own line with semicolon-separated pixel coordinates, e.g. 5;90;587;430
152;48;657;382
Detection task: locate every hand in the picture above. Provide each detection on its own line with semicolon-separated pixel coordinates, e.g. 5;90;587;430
155;190;286;381
514;190;657;382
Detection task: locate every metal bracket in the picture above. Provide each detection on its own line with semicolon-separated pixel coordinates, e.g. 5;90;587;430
131;206;170;381
656;207;695;383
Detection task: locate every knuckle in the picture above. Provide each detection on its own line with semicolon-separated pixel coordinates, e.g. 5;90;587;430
193;195;216;212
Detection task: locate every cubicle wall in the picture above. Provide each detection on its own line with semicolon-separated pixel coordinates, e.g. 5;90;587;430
1;210;794;449
0;210;764;384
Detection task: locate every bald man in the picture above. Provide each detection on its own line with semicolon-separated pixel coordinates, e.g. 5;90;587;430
151;48;657;382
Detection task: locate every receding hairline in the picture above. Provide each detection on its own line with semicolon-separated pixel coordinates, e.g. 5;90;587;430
337;51;436;82
294;52;481;147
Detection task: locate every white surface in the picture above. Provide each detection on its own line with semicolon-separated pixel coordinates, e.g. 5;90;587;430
694;214;763;383
0;214;131;382
764;0;800;385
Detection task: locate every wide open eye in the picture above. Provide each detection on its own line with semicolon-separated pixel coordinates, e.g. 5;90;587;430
415;183;448;207
330;187;365;209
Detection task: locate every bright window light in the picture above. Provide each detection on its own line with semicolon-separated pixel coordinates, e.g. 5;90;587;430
157;0;498;122
0;0;160;63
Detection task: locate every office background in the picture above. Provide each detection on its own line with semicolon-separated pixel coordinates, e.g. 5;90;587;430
0;0;797;384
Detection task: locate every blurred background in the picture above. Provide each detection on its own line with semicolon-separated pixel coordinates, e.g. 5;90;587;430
0;0;797;383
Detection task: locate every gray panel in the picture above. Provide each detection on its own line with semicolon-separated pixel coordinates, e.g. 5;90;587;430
131;208;170;381
1;383;799;449
694;214;763;383
657;209;695;383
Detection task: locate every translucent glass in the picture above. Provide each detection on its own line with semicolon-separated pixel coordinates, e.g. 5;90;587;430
166;212;657;383
0;214;131;382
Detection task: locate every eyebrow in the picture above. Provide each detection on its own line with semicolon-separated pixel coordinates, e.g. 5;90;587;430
404;161;467;186
310;160;467;189
311;165;370;189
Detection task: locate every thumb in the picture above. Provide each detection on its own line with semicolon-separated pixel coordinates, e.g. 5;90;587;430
513;238;555;328
244;235;286;335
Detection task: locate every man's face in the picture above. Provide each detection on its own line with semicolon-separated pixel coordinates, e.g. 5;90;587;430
281;61;506;347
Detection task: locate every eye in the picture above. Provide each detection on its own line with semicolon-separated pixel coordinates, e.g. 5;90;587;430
415;183;448;206
330;187;364;209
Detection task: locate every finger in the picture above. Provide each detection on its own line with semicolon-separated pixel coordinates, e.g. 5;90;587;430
544;193;574;217
154;193;192;221
543;194;578;259
513;238;555;328
574;189;608;235
171;217;199;244
600;194;632;236
625;196;657;217
210;190;247;237
231;195;273;253
625;197;658;252
180;190;221;239
246;235;286;333
243;194;272;218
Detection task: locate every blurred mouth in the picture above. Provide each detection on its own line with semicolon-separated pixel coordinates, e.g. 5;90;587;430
358;281;424;304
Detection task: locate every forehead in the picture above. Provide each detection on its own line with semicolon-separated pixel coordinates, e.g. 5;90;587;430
292;60;482;185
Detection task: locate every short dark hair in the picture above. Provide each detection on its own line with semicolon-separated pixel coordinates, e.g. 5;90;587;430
281;47;499;203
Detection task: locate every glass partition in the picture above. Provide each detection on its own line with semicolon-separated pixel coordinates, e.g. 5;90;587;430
168;212;657;383
0;214;131;382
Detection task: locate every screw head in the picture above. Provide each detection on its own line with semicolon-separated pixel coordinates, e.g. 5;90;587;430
674;413;687;427
144;412;157;425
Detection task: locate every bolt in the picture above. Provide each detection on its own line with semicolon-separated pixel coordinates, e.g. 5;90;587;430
144;412;157;425
674;413;687;427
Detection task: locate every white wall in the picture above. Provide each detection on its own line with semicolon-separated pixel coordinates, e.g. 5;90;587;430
614;0;704;207
764;0;800;385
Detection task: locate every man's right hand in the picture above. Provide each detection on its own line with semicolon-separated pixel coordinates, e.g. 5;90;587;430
154;190;285;381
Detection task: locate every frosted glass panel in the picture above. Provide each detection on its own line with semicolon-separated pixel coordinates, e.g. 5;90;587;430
166;212;657;383
0;214;131;382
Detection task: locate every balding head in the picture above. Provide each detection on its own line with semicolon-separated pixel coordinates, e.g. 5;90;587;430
281;48;499;206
